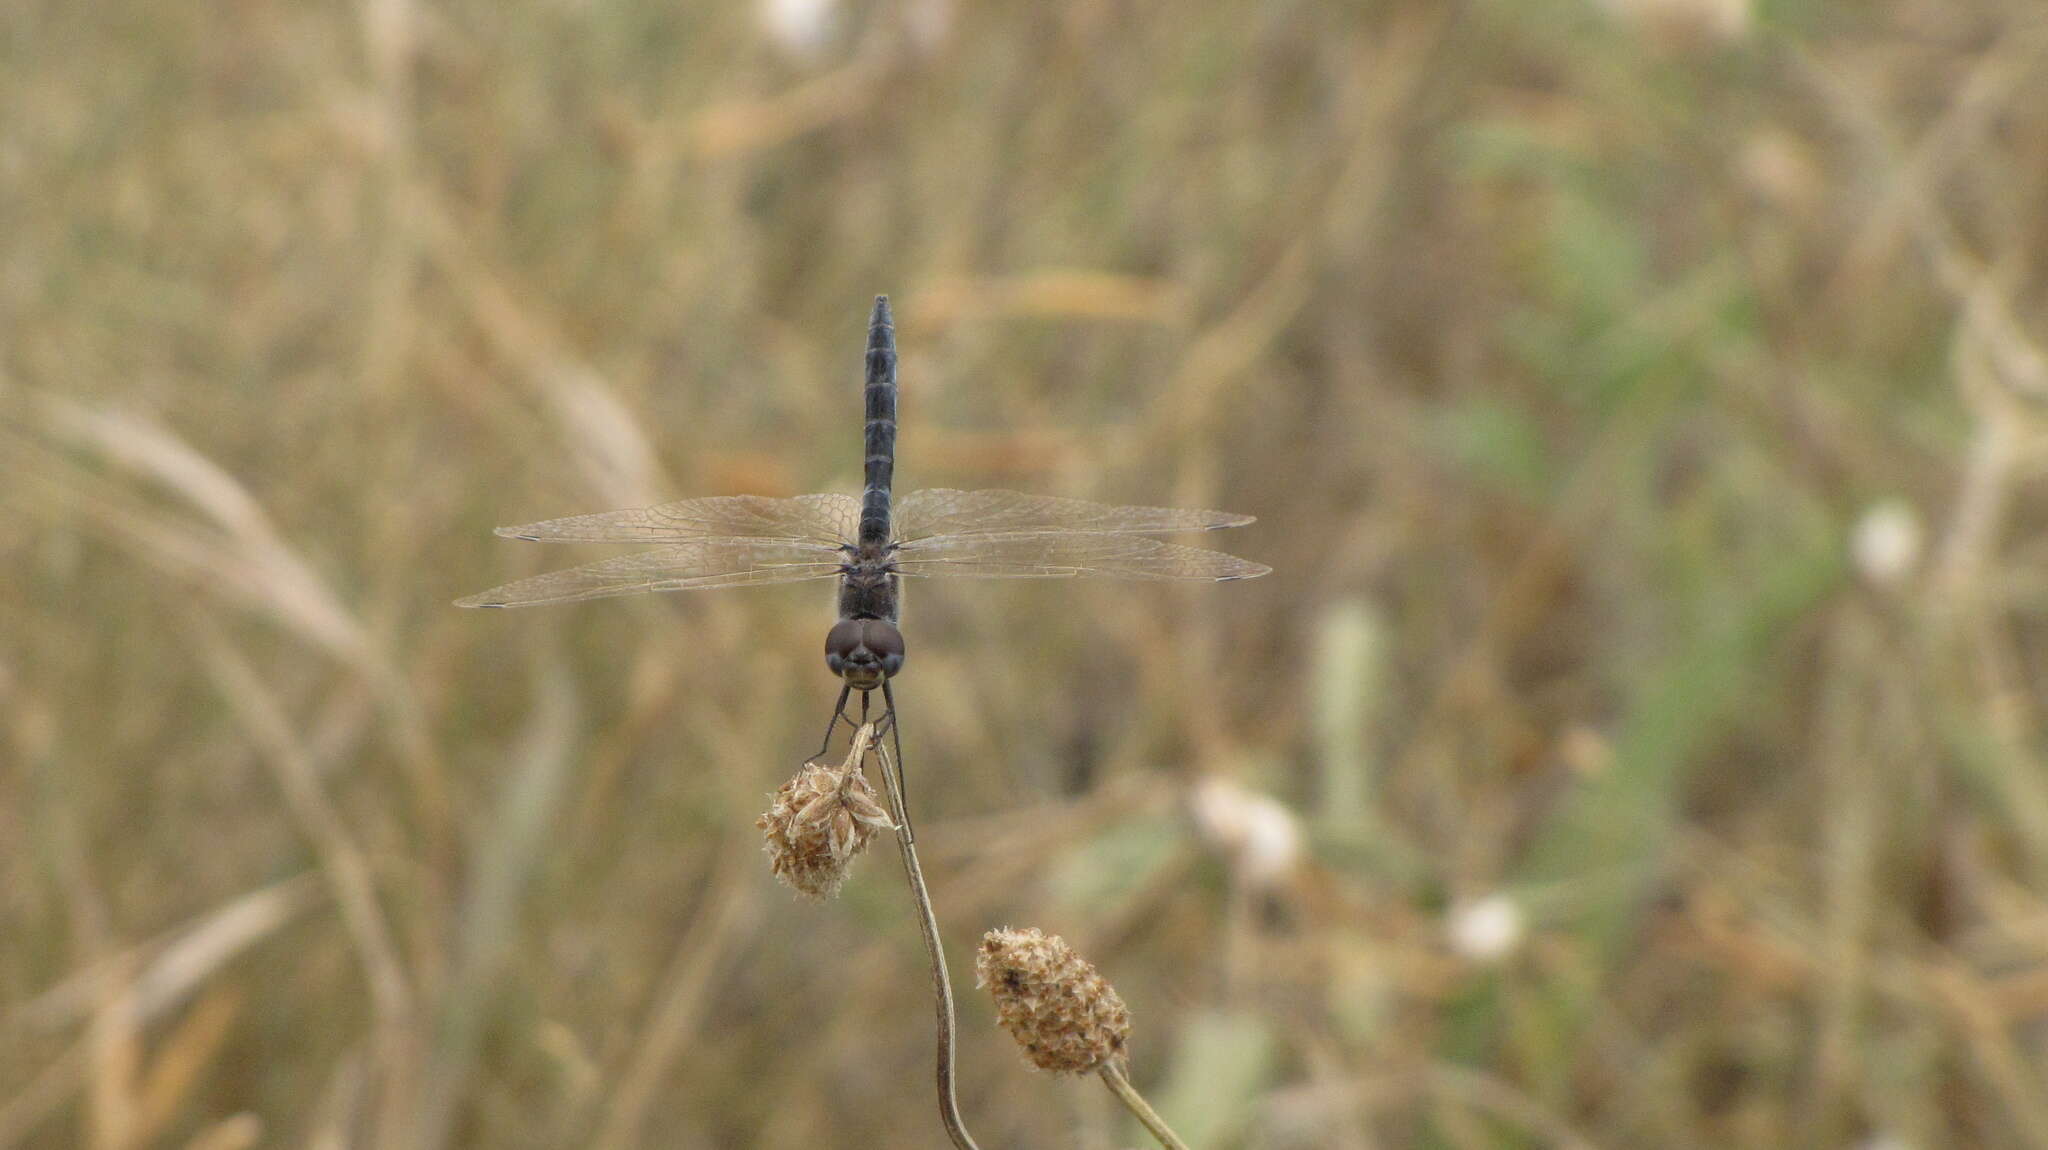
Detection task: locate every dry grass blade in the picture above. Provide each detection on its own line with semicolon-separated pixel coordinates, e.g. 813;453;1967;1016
181;1113;261;1150
190;620;420;1146
14;406;368;663
542;366;668;512
40;401;273;540
0;1039;89;1150
1419;1064;1604;1150
407;191;671;510
128;988;243;1149
1143;10;1442;451
13;401;453;831
1919;959;2048;1145
192;625;414;1029
591;847;759;1150
85;959;141;1150
304;1051;369;1150
7;877;318;1035
687;34;893;157
411;657;580;1150
911;272;1190;327
0;880;315;1149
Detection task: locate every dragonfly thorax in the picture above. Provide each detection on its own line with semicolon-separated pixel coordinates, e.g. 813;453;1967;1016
836;550;900;623
826;617;904;689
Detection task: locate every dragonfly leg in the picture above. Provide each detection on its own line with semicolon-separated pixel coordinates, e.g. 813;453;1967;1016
813;683;853;761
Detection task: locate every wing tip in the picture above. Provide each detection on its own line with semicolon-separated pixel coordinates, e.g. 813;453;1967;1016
1208;513;1256;529
493;526;542;541
1218;563;1273;581
453;595;507;608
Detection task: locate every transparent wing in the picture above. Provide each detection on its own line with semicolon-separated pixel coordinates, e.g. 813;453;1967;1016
891;488;1253;542
892;533;1270;581
456;540;844;608
496;493;859;546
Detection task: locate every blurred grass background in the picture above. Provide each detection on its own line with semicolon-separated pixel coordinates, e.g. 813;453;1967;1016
6;0;2048;1146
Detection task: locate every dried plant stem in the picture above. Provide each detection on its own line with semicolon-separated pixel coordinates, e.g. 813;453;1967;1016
873;736;981;1150
1099;1062;1190;1150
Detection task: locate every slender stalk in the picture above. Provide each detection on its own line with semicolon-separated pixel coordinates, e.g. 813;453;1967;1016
873;738;980;1150
1099;1062;1190;1150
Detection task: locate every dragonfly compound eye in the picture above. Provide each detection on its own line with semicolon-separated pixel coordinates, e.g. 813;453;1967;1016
825;618;905;687
865;619;906;677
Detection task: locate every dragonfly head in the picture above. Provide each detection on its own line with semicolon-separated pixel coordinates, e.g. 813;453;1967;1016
826;617;905;690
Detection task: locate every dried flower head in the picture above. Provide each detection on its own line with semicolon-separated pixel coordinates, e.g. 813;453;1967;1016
1445;892;1525;963
759;0;837;59
1187;776;1303;890
976;928;1131;1073
1851;499;1922;588
758;734;893;899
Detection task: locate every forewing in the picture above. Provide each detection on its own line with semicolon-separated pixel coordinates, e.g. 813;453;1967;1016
892;488;1253;542
496;493;858;546
892;533;1270;581
456;540;843;608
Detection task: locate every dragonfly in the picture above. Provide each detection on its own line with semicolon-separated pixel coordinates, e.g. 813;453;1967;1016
459;295;1268;764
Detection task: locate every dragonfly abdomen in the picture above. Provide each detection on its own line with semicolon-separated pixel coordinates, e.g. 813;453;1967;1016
859;295;896;548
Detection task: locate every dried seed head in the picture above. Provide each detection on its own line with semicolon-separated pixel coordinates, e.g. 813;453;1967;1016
1445;892;1525;963
976;928;1131;1073
1850;499;1922;588
1187;777;1302;890
758;752;893;899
